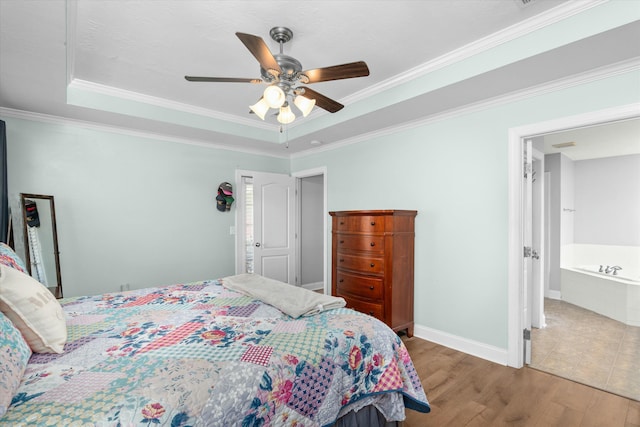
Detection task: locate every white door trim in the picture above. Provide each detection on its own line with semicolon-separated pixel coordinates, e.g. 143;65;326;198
507;102;640;368
292;167;328;294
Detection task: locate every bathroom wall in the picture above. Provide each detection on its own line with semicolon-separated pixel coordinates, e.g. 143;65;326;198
547;152;640;294
545;153;564;293
574;154;640;246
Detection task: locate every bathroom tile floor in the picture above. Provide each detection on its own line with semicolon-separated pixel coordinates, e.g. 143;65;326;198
530;298;639;401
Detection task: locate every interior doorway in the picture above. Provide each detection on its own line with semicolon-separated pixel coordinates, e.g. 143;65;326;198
508;104;640;400
292;167;327;293
235;168;327;292
507;103;639;368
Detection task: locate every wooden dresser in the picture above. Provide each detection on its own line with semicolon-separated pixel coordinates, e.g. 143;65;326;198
329;210;417;337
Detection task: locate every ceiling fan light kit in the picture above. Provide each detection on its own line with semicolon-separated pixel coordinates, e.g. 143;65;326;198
294;95;315;117
185;26;370;125
249;98;270;120
277;103;296;124
263;84;286;108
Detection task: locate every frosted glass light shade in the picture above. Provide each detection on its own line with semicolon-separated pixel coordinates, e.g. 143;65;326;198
294;95;316;117
249;98;270;120
263;85;286;108
277;104;296;124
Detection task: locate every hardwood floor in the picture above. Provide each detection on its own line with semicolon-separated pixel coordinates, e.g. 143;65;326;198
401;336;640;427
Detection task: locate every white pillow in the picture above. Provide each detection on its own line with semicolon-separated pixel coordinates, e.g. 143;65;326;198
0;264;67;353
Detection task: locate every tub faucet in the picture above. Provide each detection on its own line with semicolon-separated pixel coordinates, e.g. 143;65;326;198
604;265;622;274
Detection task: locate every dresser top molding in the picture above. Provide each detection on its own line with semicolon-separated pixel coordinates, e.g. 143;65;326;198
329;210;417;217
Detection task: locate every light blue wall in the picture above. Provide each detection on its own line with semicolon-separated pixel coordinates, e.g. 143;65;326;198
5;117;288;297
5;71;638;351
4;70;638;351
291;70;640;349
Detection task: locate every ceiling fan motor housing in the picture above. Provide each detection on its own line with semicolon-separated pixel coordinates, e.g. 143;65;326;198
261;54;304;82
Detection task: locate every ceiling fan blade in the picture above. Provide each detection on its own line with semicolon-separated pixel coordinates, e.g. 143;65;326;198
302;61;369;84
236;32;282;74
185;76;262;83
298;87;344;113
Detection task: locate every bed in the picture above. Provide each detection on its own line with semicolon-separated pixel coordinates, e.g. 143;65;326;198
0;244;430;426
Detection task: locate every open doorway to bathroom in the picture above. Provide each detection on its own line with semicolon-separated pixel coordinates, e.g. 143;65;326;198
293;167;327;293
528;118;640;400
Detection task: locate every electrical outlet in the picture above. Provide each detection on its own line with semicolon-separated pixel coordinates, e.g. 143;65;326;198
229;225;236;235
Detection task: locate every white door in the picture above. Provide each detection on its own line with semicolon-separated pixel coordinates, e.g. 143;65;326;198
523;139;534;365
531;152;545;330
522;141;546;365
236;171;296;284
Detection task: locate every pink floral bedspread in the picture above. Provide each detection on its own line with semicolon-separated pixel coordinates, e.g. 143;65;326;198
2;280;430;426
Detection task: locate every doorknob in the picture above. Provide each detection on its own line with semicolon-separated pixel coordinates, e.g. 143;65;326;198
532;249;539;260
255;242;261;247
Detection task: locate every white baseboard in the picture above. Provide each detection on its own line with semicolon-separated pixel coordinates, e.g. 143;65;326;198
413;324;509;366
301;281;323;291
545;290;562;300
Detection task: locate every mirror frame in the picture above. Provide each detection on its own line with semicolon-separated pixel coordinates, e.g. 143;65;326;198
20;193;63;298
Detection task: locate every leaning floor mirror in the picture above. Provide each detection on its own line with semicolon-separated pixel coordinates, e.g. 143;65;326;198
20;193;63;298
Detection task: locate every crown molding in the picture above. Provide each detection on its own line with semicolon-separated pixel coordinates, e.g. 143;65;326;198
0;107;289;159
67;79;277;132
3;58;636;161
342;0;609;106
292;58;640;159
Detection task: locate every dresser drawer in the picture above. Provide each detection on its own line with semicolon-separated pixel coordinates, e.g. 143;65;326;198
336;271;383;300
336;253;384;274
336;234;384;252
334;216;384;232
341;295;384;320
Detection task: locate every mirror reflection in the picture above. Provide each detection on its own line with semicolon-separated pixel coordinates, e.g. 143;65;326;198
20;193;62;298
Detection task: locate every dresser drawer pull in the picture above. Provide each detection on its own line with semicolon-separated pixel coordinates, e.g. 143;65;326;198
369;311;375;316
340;258;344;262
340;240;344;244
370;242;375;247
370;221;376;226
339;279;344;283
369;286;375;290
370;263;375;267
340;221;345;225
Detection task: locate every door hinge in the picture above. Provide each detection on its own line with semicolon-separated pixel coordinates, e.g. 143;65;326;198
524;246;539;259
523;329;531;340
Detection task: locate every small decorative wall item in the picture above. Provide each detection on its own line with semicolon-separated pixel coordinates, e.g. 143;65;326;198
216;182;234;212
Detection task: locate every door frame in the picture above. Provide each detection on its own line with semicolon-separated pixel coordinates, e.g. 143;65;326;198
507;103;639;368
234;167;328;292
292;167;328;293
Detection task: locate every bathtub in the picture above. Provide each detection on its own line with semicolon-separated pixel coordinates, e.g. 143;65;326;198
561;244;640;327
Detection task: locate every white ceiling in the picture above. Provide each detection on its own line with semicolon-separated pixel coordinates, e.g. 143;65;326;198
542;118;640;161
1;0;639;157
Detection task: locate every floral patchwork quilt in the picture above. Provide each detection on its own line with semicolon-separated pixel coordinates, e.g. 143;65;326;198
2;279;430;426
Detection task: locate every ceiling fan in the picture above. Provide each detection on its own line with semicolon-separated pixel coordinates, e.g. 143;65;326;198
185;26;370;124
